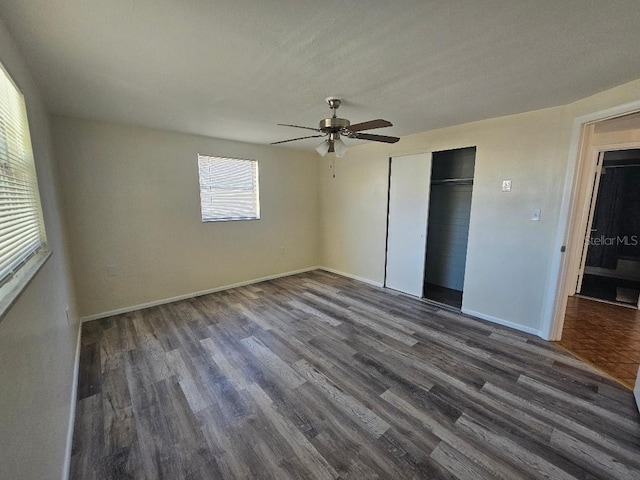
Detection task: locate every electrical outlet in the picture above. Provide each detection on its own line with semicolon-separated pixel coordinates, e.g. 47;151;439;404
107;265;119;277
280;247;287;255
502;179;512;192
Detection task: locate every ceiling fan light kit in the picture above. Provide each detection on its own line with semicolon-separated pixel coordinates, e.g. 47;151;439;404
333;138;347;158
315;140;330;156
272;97;400;156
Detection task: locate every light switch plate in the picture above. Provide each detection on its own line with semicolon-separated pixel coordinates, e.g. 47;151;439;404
502;179;512;192
531;208;541;221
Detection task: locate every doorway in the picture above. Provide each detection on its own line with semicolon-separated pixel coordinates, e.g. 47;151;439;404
576;149;640;308
555;113;640;390
423;147;476;308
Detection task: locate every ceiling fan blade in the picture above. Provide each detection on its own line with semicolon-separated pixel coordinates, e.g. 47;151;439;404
271;135;324;145
352;133;400;144
328;143;335;153
346;119;393;132
277;123;321;132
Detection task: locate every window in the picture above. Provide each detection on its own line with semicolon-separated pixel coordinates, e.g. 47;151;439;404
0;62;47;288
197;155;260;222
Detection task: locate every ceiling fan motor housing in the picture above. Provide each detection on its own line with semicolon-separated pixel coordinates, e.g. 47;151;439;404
319;117;350;132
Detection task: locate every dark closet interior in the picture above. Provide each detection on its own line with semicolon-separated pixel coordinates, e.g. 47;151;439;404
423;147;476;309
581;149;640;306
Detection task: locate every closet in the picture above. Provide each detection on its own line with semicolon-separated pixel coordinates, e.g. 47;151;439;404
385;147;476;309
423;148;475;307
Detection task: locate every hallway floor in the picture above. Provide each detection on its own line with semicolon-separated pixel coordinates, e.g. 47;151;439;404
560;296;640;389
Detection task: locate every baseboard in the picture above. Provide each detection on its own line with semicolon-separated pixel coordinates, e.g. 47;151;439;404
318;267;384;288
81;266;320;322
574;294;639;310
462;308;541;337
62;323;82;480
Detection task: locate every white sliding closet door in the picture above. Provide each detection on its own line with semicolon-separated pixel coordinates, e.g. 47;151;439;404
385;153;432;296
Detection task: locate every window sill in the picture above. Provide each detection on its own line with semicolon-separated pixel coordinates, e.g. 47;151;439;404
202;217;261;223
0;249;52;323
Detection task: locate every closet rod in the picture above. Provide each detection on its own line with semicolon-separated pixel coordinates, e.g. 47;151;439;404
430;178;474;185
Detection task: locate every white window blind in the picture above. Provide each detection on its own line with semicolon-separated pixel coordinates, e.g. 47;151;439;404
197;155;260;222
0;63;46;285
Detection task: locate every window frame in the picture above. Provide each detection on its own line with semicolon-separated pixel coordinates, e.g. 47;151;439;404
0;60;50;322
197;154;260;223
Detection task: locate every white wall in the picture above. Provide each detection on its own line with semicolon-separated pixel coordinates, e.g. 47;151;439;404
320;107;567;332
320;78;640;334
0;19;78;480
52;117;319;318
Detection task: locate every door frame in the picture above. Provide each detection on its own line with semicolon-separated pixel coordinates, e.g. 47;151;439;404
575;151;604;294
541;99;640;341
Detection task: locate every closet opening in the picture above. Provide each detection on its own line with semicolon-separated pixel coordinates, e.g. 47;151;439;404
422;147;476;309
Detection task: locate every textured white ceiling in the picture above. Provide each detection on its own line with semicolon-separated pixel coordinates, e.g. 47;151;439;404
2;1;640;150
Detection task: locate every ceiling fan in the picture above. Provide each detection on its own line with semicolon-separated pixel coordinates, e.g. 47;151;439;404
271;97;400;157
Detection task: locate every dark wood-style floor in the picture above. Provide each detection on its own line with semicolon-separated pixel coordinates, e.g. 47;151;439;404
72;270;640;479
560;295;640;389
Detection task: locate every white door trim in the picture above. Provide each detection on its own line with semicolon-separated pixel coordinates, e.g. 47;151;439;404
540;99;640;341
575;151;605;294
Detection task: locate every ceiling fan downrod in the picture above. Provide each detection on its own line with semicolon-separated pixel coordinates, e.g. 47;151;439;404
319;98;350;132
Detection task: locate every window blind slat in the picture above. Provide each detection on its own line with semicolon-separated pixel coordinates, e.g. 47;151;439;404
0;62;46;284
0;230;40;261
0;222;39;244
0;203;39;213
197;155;259;222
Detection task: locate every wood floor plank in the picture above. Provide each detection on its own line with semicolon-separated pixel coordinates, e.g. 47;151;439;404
481;381;640;464
430;441;495;480
293;359;390;438
244;382;339;480
380;388;529;480
71;394;105;480
302;291;419;346
196;405;252;479
101;365;135;454
240;335;307;389
71;270;640;479
165;349;211;413
550;428;640;480
517;374;636;434
454;414;579;480
154;378;216;475
77;340;101;400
